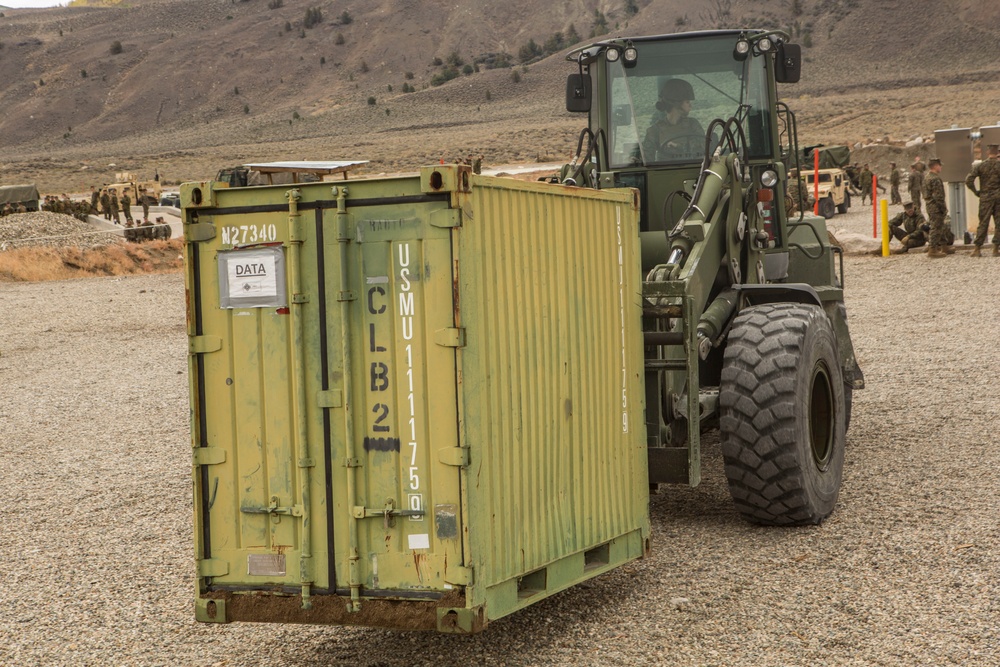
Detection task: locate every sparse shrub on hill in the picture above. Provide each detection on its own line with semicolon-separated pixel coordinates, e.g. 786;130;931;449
367;96;376;105
430;68;459;86
81;69;87;78
304;7;323;29
590;10;608;37
109;40;123;55
474;52;513;70
335;32;345;45
360;60;369;73
268;0;283;8
625;0;639;17
339;10;353;25
405;71;414;79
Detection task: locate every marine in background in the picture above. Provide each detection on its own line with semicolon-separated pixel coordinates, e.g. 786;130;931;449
923;158;953;258
908;164;924;215
888;162;902;204
888;201;927;253
965;143;1000;257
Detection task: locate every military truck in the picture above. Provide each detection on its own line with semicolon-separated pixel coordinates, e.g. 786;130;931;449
182;28;862;633
793;145;852;218
100;172;162;215
0;184;40;212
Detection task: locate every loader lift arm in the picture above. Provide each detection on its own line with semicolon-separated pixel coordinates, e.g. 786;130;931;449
564;29;863;524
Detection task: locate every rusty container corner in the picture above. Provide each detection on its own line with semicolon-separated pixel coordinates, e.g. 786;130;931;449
182;165;650;633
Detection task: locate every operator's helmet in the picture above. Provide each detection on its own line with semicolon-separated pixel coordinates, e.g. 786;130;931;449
657;78;695;111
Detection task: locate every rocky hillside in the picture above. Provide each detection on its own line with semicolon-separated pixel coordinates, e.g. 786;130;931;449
1;0;998;191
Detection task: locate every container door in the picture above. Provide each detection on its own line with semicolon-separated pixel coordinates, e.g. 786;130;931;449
190;205;332;595
339;212;466;596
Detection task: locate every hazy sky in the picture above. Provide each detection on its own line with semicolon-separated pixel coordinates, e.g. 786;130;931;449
1;1;64;7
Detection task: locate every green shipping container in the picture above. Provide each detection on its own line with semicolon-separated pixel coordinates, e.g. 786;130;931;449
183;165;649;633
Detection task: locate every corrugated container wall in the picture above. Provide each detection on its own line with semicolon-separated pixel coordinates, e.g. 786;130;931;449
183;165;649;633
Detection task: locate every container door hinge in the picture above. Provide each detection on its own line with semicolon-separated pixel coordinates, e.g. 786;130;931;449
193;447;226;466
185;223;216;243
198;558;229;578
288;218;306;243
316;389;343;408
430;209;462;229
445;566;474;586
434;327;466;348
189;335;222;354
438;446;470;467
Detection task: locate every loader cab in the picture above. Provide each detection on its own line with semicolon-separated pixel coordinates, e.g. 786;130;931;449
566;30;801;271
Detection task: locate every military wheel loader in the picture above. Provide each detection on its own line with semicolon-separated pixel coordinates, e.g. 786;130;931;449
181;28;863;633
561;29;864;525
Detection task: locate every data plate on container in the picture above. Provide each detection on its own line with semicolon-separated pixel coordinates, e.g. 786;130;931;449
217;246;287;309
247;553;286;577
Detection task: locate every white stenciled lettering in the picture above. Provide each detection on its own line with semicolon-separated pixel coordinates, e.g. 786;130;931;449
616;208;629;433
397;242;422;513
222;224;278;246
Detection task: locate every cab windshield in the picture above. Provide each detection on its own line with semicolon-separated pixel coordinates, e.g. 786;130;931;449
606;35;773;168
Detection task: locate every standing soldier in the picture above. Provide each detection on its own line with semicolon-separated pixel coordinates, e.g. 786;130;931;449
923;158;952;258
859;163;873;205
109;188;121;225
121;189;134;226
139;186;151;223
908;164;924;215
889;162;902;204
90;186;100;215
100;187;111;220
912;155;926;173
965;143;1000;257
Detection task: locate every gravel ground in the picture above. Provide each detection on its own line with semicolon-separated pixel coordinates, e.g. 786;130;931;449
1;227;998;665
0;211;121;250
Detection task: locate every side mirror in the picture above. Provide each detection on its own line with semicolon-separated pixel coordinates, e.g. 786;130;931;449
565;73;591;113
775;43;801;83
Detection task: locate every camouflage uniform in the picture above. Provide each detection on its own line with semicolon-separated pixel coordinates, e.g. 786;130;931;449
889;165;902;204
908;167;924;215
140;190;150;222
888;207;927;250
121;193;133;224
110;190;121;225
965;154;1000;249
90;188;99;214
785;175;806;215
859;166;873;204
100;190;111;220
923;168;948;250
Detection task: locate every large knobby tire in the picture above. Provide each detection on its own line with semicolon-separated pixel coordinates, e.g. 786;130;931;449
719;303;846;526
836;191;850;214
819;196;836;219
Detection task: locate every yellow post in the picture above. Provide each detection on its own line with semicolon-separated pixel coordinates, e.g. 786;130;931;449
881;199;890;257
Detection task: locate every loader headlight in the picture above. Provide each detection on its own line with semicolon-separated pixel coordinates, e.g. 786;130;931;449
760;169;779;188
757;36;774;53
734;39;750;61
606;47;621;63
623;44;638;67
